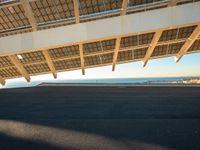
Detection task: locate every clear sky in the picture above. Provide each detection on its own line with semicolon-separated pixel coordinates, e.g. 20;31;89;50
0;53;200;88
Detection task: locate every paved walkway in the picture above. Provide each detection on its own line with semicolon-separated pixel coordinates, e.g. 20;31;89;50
0;86;200;150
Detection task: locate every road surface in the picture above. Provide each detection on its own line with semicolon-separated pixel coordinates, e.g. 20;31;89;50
0;86;200;150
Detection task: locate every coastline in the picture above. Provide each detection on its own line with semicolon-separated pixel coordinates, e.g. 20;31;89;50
1;76;200;89
37;82;200;87
36;77;200;87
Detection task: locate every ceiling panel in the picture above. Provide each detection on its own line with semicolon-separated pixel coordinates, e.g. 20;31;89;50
188;39;200;52
18;51;46;64
159;26;197;42
83;39;116;54
134;48;148;59
177;25;197;39
167;42;185;54
117;50;133;62
116;48;147;62
53;58;81;71
0;66;21;78
79;0;122;16
121;32;154;48
49;45;80;60
84;55;101;66
30;0;74;24
24;63;50;74
101;52;114;64
151;42;184;57
0;4;30;31
84;52;114;67
151;44;168;57
0;56;13;68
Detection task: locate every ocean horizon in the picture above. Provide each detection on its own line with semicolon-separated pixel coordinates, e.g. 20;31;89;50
1;76;200;89
58;76;199;84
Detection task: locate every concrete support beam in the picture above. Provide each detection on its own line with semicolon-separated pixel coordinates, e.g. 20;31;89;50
169;0;191;6
176;24;200;62
112;38;121;71
73;0;80;23
0;2;200;55
169;0;179;6
42;50;57;79
121;0;129;15
79;44;85;75
9;55;31;82
20;0;37;31
0;77;6;86
143;30;163;67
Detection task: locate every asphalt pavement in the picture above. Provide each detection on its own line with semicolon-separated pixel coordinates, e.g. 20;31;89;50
0;86;200;150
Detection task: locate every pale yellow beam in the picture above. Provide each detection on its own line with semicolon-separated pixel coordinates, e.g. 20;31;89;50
9;55;31;82
42;50;57;79
143;30;163;67
176;24;200;62
79;44;85;75
73;0;80;24
121;0;129;16
0;76;6;86
169;0;189;6
20;0;37;31
168;0;178;6
112;38;121;71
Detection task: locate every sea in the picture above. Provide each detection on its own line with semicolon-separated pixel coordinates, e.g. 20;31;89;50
1;76;199;89
39;76;199;84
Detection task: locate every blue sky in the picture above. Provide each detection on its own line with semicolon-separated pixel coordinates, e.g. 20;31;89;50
1;53;200;88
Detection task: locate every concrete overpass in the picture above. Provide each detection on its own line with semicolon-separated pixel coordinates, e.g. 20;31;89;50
0;0;200;85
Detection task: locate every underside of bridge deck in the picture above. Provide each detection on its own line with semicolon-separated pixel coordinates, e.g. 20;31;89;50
0;0;200;85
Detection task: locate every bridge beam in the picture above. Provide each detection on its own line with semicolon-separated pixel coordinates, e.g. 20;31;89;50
121;0;129;15
169;0;179;6
79;44;85;75
112;38;121;71
0;77;6;86
143;30;163;67
20;0;37;31
42;50;57;79
9;55;31;82
176;24;200;62
73;0;80;24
